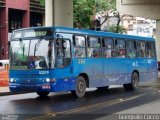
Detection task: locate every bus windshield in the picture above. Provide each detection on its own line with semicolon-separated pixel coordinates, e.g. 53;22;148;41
10;39;54;70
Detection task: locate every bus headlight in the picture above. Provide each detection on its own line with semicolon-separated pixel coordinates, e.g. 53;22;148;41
46;78;50;83
10;78;14;83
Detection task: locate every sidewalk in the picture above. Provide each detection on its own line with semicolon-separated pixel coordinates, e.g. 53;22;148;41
0;86;9;93
0;86;12;96
117;99;160;114
97;100;160;120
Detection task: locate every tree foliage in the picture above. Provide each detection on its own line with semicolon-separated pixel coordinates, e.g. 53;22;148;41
73;0;117;29
108;25;127;34
39;0;45;6
73;0;95;28
96;0;116;13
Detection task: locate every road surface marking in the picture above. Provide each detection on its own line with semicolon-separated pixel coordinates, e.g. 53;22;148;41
28;93;148;120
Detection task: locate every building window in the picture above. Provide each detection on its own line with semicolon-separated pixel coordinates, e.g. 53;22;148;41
30;12;43;27
9;9;23;32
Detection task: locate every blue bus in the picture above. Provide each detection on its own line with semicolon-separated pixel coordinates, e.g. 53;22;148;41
9;27;158;98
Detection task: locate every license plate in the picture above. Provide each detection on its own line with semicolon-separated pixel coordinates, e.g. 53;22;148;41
42;84;50;89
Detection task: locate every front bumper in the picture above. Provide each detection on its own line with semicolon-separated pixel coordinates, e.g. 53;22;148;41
9;83;52;92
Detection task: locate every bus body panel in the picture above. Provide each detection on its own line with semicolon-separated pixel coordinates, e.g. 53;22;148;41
73;58;105;87
108;58;128;85
127;59;146;80
147;58;158;81
52;63;75;91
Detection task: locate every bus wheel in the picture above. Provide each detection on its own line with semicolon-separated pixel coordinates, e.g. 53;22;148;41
71;76;86;98
124;72;139;90
97;86;109;91
36;92;49;97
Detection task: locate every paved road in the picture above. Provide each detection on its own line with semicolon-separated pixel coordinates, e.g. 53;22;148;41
0;85;160;120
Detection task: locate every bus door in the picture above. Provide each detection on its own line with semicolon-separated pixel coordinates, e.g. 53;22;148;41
54;38;74;91
146;42;157;81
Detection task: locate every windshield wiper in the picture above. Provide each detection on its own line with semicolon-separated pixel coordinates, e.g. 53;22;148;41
34;38;43;56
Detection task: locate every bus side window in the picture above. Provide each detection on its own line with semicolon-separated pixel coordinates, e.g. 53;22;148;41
126;40;136;58
102;38;112;58
73;36;86;58
87;37;101;58
137;41;146;58
114;39;126;58
146;42;156;58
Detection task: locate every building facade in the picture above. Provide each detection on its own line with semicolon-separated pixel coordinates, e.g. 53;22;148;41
121;16;156;37
0;0;44;59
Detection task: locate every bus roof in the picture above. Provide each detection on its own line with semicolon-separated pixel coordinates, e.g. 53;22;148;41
54;27;155;41
13;26;155;41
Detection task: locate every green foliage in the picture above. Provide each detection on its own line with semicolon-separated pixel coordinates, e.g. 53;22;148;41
95;0;116;12
108;25;127;34
73;0;95;28
39;0;45;6
73;0;117;28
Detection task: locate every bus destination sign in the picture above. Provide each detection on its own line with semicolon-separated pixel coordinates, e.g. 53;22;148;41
13;29;53;39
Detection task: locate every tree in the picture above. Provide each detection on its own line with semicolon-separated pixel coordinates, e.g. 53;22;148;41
73;0;95;28
95;0;116;27
74;0;117;29
95;0;126;33
108;25;127;34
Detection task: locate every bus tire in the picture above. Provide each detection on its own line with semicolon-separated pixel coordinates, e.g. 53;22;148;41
124;72;139;90
71;76;86;98
36;91;49;97
97;86;109;91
